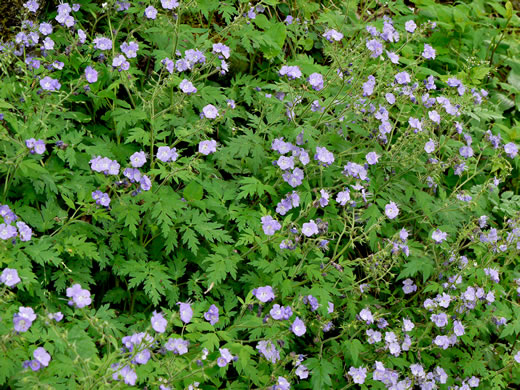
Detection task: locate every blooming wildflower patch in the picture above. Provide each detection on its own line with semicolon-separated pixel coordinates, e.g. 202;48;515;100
0;1;519;389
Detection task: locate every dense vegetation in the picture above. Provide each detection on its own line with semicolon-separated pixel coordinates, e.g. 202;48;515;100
1;0;520;389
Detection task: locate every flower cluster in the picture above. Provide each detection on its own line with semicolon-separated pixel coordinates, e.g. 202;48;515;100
0;205;32;242
66;284;92;308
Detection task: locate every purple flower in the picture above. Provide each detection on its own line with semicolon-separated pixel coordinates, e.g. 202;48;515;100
381;20;399;42
247;7;256;19
56;11;74;27
434;335;451;350
402;318;414;332
165;338;189;354
348;366;367;384
78;29;86;44
409;117;423;132
431;312;448;327
253;286;275;302
274;376;290;390
199;140;217;155
201;104;219;119
112;55;130;71
366;39;383;58
366;151;379;165
85;66;98;83
269;304;286;320
43;37;54;50
151;311;167;333
133;349;151;365
385;93;396;105
93;37;112;51
422;44;436;59
124;168;141;183
304;295;319;311
395;71;410;85
432;229;447;243
336;190;350;206
359;308;374;324
323;29;343;42
343;162;368;180
25;138;46;155
453;320;465;336
271;137;293;154
40;76;61;91
130;151;146;167
514;351;520;363
157;146;178;162
212;43;230;59
308;73;324;91
319;189;329;207
24;0;39;12
385;201;399;219
276;197;292;215
177;302;193;323
257;340;280;363
17;221;32;241
13;316;33;332
405;20;417;33
161;0;179;9
362;75;376;96
204;304;219;325
48;312;63;321
277;156;294;171
434;293;451;309
1;268;21;287
13;307;37;332
0;224;17;240
179;79;197;94
279;65;302;80
26;360;41;371
112;365;137;386
121;41;139;58
402;279;417;294
140;175;151;191
66;284;92;308
92;190;111;207
162;57;175;73
459;145;474;159
261;216;281;236
217;348;234;367
33;347;51;367
296;364;309;379
504;142;518;158
302;220;319;237
428;110;441;124
184;49;206;67
282;167;305;188
291;317;306;336
484;268;500;283
424;139;435;153
144;6;158;19
314;146;334;166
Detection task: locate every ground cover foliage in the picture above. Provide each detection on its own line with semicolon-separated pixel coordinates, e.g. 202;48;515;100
1;0;520;388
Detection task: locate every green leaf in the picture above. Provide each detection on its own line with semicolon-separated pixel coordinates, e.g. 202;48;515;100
343;339;363;366
24;238;61;266
398;256;435;283
307;358;334;390
68;326;98;359
203;246;240;286
183;181;204;202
